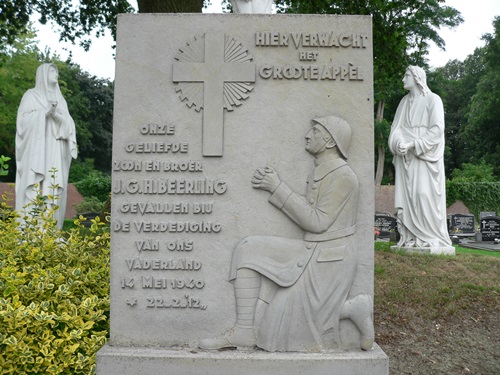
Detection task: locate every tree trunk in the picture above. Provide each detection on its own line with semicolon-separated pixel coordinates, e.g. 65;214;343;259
374;99;385;186
137;0;204;13
375;144;385;186
376;99;385;123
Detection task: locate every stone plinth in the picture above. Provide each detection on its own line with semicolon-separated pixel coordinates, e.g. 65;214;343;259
391;245;455;256
97;344;389;375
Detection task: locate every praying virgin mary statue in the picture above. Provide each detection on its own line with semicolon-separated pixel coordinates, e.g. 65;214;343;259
388;66;454;255
15;63;78;228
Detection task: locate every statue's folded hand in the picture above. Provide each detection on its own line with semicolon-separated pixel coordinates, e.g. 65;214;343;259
251;166;280;193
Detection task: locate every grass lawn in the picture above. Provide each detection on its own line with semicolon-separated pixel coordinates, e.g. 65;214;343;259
455;245;500;257
374;241;499;374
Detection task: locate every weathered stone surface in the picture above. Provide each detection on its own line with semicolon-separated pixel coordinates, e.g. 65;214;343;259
97;344;389;375
98;13;384;372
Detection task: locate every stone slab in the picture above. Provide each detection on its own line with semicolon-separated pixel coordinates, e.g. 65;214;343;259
391;245;455;256
98;12;388;373
96;343;389;375
459;241;500;252
109;13;375;348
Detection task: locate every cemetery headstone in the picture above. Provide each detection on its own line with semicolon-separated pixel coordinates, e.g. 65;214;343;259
374;213;397;238
447;213;475;236
96;13;388;374
480;211;496;220
480;216;500;241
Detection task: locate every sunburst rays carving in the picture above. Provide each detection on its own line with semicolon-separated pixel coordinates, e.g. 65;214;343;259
174;34;254;112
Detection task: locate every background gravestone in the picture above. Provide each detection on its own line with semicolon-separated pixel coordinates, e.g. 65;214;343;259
480;211;496;220
97;13;388;374
447;213;475;235
375;213;397;238
480;216;500;241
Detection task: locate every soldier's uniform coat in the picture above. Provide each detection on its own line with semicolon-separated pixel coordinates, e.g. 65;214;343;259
229;155;359;351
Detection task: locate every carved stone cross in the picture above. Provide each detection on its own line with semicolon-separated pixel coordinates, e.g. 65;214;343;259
173;32;256;156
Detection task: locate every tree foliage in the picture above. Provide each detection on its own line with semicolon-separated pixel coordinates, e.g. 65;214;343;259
137;0;204;13
74;172;112;203
374;119;393;185
427;51;485;176
0;155;10;178
57;63;114;173
0;0;214;51
0;33;43;178
460;17;500;176
450;161;497;183
430;17;500;180
0;0;134;51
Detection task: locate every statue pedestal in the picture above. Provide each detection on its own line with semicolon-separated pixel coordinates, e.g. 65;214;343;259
391;245;455;255
97;344;389;375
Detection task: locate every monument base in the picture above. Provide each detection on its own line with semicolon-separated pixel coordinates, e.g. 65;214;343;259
391;245;455;255
96;343;389;375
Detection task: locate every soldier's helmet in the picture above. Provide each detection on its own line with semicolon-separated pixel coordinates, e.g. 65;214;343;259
312;115;352;159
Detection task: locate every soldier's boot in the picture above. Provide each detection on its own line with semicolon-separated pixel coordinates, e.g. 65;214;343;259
342;294;375;351
199;268;260;350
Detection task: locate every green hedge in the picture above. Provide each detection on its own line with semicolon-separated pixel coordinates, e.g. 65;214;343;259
74;173;111;203
0;203;110;374
447;181;500;219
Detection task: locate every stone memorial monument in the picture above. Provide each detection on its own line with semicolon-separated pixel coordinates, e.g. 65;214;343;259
388;66;455;255
97;13;388;374
15;63;78;228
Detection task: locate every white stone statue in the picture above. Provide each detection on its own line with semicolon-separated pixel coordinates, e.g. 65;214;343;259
16;63;78;228
199;116;374;352
230;0;273;13
388;66;453;251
